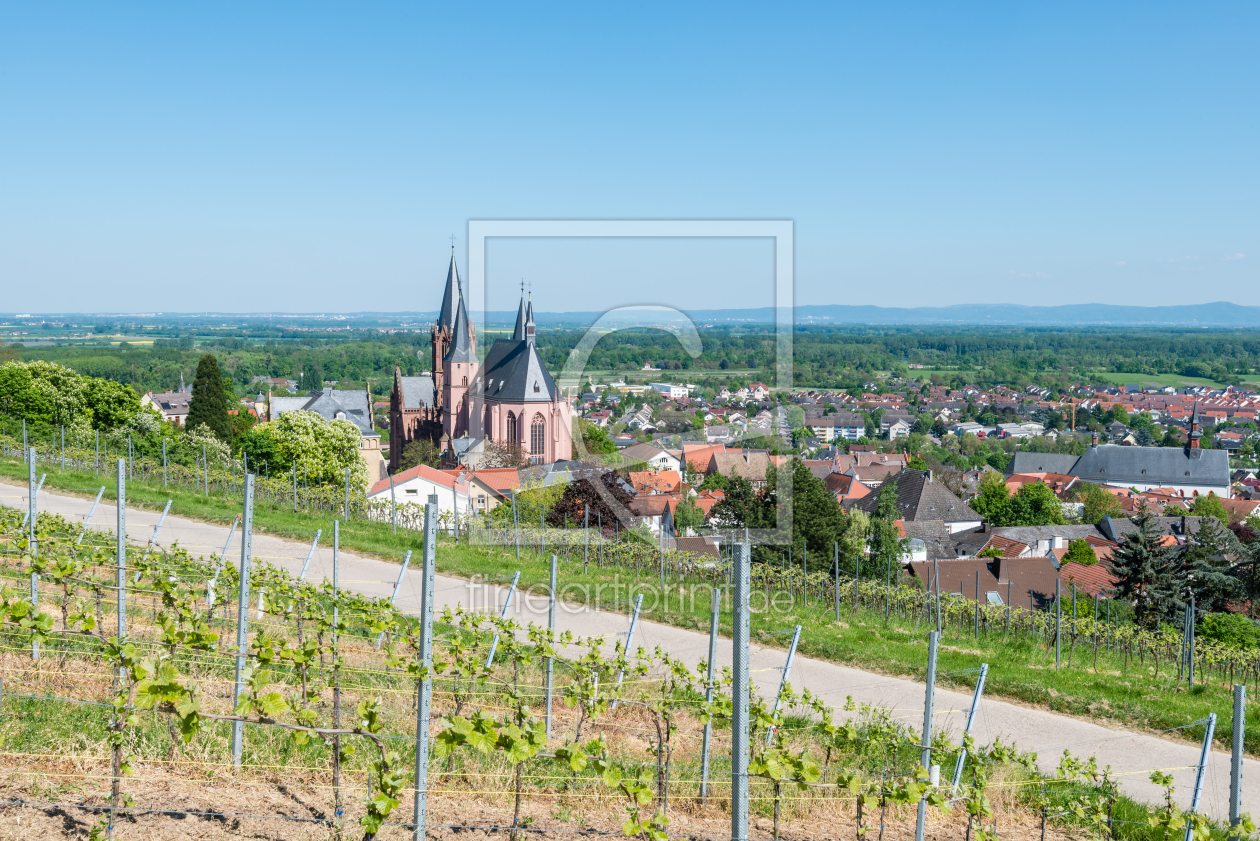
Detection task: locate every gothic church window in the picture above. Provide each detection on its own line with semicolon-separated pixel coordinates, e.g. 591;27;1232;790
531;414;545;456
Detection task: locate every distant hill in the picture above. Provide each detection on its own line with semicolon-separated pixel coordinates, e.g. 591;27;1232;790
522;301;1260;328
11;302;1260;329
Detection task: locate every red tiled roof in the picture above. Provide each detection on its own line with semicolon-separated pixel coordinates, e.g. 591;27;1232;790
629;470;682;495
468;468;522;494
369;463;457;496
1058;561;1118;597
979;535;1029;559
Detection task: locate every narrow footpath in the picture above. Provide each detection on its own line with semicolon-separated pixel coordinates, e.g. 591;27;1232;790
0;479;1247;821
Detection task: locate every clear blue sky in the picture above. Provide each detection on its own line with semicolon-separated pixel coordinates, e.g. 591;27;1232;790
1;3;1255;313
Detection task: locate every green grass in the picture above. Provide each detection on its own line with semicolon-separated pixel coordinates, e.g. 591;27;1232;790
1090;371;1226;388
2;454;1253;761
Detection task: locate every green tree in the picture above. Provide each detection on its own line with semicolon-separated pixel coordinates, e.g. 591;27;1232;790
1180;515;1246;611
970;475;1011;523
578;420;616;455
1197;612;1260;649
698;471;728;491
251;409;367;487
868;479;906;583
186;354;231;441
1110;510;1182;629
1191;493;1229;526
785;459;846;566
398;437;440;471
709;475;769;529
1076;482;1123;524
0;359;139;434
1004;481;1067;526
82;376;141;430
673;495;706;534
1062;539;1097;566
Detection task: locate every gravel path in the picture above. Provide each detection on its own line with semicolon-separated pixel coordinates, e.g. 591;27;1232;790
1;478;1249;821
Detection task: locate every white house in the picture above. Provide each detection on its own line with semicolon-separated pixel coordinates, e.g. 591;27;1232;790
887;418;914;440
649;382;689;401
621;442;682;472
367;464;469;520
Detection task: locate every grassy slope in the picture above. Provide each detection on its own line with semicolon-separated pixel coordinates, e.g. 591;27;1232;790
1;454;1252;758
1091;371;1226;388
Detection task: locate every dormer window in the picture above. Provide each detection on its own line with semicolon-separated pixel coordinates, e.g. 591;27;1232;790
534;382;540;393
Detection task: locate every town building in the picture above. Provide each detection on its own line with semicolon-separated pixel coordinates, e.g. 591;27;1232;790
1005;404;1230;498
270;386;385;483
140;374;192;425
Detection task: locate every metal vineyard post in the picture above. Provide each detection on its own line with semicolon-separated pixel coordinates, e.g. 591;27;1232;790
731;535;751;841
231;474;255;767
413;495;439;840
700;587;720;799
914;630;940;841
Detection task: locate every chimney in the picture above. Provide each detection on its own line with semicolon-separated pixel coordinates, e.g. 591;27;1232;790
1091;431;1099;446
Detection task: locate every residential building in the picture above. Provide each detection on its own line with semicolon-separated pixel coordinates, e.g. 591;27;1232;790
141;383;192;426
271;386;384;483
807;412;865;442
709;452;773;489
621;442;682;472
853;469;982;533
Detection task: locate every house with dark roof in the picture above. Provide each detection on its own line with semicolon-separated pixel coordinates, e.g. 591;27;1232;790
908;555;1062;611
270;387;384;483
853;470;982;533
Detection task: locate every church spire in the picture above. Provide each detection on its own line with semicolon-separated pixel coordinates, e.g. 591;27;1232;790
445;296;477;363
525;292;535;347
512;280;527;341
1188;400;1202;450
437;249;462;331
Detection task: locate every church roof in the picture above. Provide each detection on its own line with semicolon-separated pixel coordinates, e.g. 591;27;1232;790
477;338;558;403
444;297;477;364
1073;443;1228;489
397;376;436;410
437;251;462;332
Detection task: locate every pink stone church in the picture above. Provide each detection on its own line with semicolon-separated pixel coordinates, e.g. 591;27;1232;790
389;252;573;470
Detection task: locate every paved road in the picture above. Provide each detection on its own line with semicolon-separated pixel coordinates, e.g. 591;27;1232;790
1;478;1248;821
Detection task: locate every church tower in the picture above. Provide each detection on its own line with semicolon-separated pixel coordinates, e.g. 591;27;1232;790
432;249;462;397
1187;401;1202;450
442;294;478;443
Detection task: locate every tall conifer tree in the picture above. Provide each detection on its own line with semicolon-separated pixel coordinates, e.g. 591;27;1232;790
1110;510;1181;628
186;354;231;441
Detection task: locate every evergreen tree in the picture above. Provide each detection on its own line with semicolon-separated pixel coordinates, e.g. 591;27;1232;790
785;459;847;569
1179;515;1245;611
398;437;440;470
185;354;231;441
867;478;906;584
1110;511;1182;628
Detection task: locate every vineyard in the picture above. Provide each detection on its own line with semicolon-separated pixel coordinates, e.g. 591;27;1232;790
0;431;1256;838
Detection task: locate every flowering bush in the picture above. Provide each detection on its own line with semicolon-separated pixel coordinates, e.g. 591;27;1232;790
251;410;368;487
